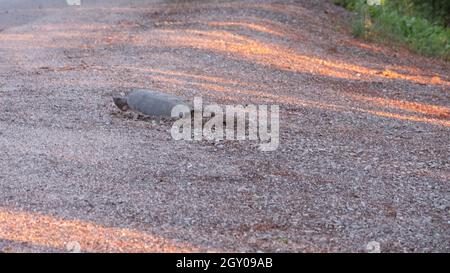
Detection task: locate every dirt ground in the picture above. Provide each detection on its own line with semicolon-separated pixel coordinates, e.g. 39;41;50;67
0;0;449;252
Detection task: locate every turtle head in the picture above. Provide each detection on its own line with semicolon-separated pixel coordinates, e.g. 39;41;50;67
113;97;129;111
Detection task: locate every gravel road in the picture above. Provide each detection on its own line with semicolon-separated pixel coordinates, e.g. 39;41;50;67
0;0;449;252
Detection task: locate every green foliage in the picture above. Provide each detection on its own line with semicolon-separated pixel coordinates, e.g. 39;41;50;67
388;0;450;26
333;0;450;59
333;0;360;10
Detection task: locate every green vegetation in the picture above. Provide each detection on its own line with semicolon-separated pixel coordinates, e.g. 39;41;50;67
333;0;450;60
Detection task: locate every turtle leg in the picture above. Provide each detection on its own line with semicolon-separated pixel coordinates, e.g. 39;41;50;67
132;112;140;120
151;116;162;125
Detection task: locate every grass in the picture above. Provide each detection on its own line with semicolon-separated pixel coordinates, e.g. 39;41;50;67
333;0;450;60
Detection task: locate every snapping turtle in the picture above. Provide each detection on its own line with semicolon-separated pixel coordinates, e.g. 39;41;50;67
113;89;191;118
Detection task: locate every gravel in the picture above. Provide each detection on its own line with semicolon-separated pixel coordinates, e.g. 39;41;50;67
0;0;449;252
